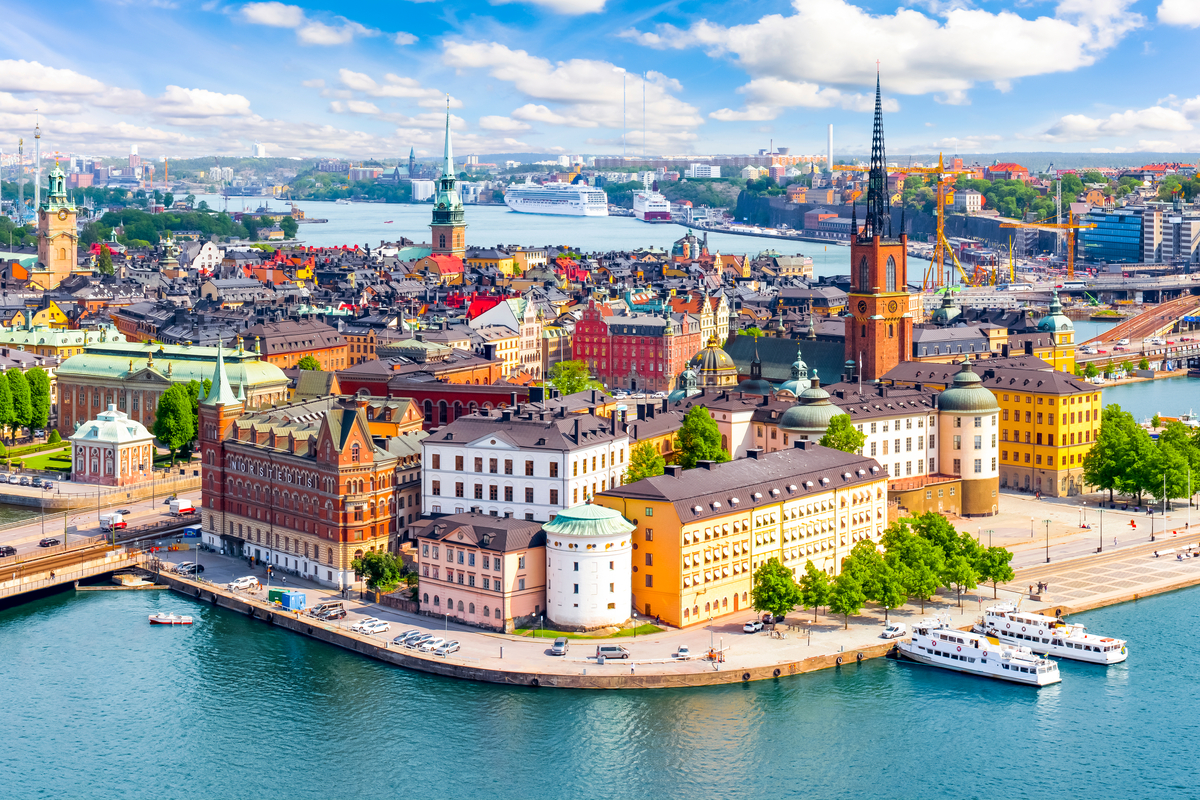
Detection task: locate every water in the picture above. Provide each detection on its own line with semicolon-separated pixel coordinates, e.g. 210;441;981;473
0;503;38;526
0;585;1192;799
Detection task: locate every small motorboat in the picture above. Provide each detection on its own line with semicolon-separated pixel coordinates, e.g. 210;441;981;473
149;613;194;625
384;220;393;223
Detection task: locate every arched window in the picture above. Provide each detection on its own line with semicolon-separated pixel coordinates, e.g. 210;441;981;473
886;255;897;292
351;443;360;462
423;593;429;604
423;400;433;422
438;400;448;425
494;607;501;619
889;324;894;338
858;256;869;292
468;603;475;614
433;595;440;606
483;605;490;617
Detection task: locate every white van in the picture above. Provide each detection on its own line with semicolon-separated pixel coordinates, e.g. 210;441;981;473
596;644;631;660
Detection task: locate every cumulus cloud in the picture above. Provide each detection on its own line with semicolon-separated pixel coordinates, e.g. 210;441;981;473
393;31;418;45
708;76;896;120
478;115;532;132
442;40;702;148
239;3;379;45
0;60;107;95
1038;105;1193;142
1158;0;1200;27
157;86;252;117
622;0;1144;115
338;69;443;102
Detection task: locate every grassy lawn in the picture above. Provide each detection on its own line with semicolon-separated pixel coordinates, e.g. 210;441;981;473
14;449;71;472
514;623;663;640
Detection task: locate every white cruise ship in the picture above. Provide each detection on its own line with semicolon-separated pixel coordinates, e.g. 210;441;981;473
892;616;1061;686
633;190;671;222
972;603;1127;664
504;181;608;217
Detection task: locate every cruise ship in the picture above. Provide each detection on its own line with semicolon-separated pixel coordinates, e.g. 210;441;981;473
891;616;1061;686
972;603;1127;664
503;181;608;217
633;190;671;222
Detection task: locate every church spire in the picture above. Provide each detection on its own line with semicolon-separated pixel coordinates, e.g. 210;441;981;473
863;70;889;241
203;340;238;406
442;97;454;179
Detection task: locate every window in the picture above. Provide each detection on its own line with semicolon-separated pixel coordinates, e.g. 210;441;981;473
525;487;534;503
645;574;654;588
645;553;653;566
455;455;464;471
550;489;559;504
351;444;360;462
431;453;440;470
455;482;464;497
474;484;483;500
953;459;961;474
489;485;499;501
974;458;982;474
504;459;513;475
474;457;483;472
573;488;578;503
885;255;896;292
489;458;498;474
974;416;982;428
432;480;441;496
953;435;961;450
974;435;982;450
518;578;526;591
525;460;534;476
504;486;514;502
573;461;578;477
644;528;653;541
550;462;559;478
858;256;869;292
573;583;579;594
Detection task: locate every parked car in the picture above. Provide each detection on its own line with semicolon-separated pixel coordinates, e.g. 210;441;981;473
318;607;347;621
228;576;261;591
359;620;391;635
675;645;691;659
30;477;42;487
393;630;422;645
434;640;461;656
349;617;381;633
177;563;205;575
0;545;16;557
743;620;764;633
38;537;60;547
419;637;447;652
595;644;631;660
881;622;907;639
42;481;53;491
7;475;18;484
550;637;570;656
173;562;194;573
406;633;435;649
19;477;30;486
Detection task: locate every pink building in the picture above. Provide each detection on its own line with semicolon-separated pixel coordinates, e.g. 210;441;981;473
414;513;546;632
69;404;156;487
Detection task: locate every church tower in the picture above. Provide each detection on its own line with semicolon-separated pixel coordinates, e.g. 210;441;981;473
198;343;244;554
845;74;914;382
430;100;466;258
34;163;78;290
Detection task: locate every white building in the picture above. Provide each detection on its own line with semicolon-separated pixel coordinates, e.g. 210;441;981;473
252;141;268;158
543;504;635;630
422;407;629;521
411;180;436;202
952;190;983;213
70;404;155;487
639;171;655;189
687;164;721;179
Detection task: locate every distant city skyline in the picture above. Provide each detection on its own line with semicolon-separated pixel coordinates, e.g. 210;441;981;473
1;0;1197;160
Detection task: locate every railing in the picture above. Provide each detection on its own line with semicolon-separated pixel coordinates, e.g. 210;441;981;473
0;551;147;599
0;535;108;568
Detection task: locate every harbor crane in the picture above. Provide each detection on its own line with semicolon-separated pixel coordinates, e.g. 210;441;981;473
999;212;1096;280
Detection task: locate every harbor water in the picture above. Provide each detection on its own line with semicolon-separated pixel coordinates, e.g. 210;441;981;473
0;581;1191;799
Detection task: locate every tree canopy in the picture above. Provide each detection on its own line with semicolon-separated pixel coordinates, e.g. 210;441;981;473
24;367;50;429
547;359;602;396
6;369;31;431
352;550;407;592
798;560;832;621
153;384;195;465
625;441;665;485
750;557;802;619
676;406;730;469
820;414;866;453
297;354;322;370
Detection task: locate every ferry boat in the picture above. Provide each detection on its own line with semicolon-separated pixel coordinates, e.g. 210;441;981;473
891;616;1061;686
334;199;352;205
633;190;671;222
972;603;1127;664
149;613;193;625
504;181;608;217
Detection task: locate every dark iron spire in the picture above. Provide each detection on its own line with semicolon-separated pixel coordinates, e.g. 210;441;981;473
863;71;888;240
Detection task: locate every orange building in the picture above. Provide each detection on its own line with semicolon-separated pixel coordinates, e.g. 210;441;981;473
240;319;348;371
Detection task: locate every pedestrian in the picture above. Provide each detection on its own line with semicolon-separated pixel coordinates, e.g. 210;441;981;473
1114;536;1118;547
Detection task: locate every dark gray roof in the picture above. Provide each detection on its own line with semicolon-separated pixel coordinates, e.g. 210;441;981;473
427;409;622;451
414;512;546;553
599;444;883;523
820;382;939;420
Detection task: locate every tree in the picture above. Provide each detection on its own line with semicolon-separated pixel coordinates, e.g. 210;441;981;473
819;414;866;453
48;430;61;444
547;359;602;396
351;550;405;592
163;192;174;208
844;539;906;622
975;546;1015;599
750;557;802;620
0;372;14;437
153;384;195;466
1084;363;1098;379
676;406;730;469
828;570;866;629
296;354;322;370
184;193;196;208
197;200;210;212
625;441;665;484
24;367;50;429
6;369;31;431
280;216;299;239
185;379;211;423
97;245;114;275
242;215;260;241
1139;356;1150;371
741;326;764;338
798;560;831;621
1083;404;1141;502
943;551;979;610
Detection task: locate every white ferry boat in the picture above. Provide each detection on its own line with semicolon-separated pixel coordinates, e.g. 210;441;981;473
633;190;671;222
334;199;352;205
503;181;608;217
892;616;1061;686
972;603;1127;664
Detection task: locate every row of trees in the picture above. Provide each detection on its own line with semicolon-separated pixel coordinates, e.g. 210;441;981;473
752;512;1015;628
0;368;52;436
1083;403;1200;505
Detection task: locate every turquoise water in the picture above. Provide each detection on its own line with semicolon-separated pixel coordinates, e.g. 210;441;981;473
0;585;1190;799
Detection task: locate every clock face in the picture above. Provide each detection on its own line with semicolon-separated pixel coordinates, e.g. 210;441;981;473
888;300;899;313
57;208;69;221
857;300;867;314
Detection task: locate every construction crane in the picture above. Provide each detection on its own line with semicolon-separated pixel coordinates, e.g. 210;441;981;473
999;211;1096;280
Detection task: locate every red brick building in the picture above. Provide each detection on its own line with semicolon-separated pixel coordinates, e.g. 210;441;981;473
574;299;703;394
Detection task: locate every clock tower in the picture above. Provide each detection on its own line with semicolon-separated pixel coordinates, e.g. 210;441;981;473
33;163;78;291
845;74;914;382
430;99;466;258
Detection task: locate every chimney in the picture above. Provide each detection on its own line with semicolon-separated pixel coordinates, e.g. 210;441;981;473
664;464;683;477
647;404;655;419
480;407;490;417
746;448;763;460
698;460;716;470
661;398;668;413
590;389;597;403
573;417;580;443
501;410;512;422
510;391;518;408
1001;343;1010;358
1025;340;1033;356
794;439;809;450
610;409;619;434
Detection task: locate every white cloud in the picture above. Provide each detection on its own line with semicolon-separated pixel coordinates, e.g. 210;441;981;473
489;0;606;15
301;78;325;88
622;0;1144;114
442;40;702;148
239;3;379;45
393;31;418;45
338;69;443;102
157;85;252;117
297;20;377;46
1039;105;1192;142
1158;0;1200;27
478;115;532;132
240;2;303;27
708;76;894;120
0;60;107;95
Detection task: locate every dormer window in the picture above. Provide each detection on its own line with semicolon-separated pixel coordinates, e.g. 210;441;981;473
351;443;360;462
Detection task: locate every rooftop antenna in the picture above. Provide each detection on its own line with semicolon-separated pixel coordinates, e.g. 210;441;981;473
642;71;646;159
33;111;40;216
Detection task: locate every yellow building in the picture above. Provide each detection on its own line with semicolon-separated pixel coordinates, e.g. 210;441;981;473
466;249;516;277
595;444;888;627
0;323;120;359
28;302;69;330
475;325;521;376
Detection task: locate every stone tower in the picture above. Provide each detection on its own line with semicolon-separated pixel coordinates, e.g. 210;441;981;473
844;74;914;382
430;100;466;258
33;163;78;290
198;343;245;553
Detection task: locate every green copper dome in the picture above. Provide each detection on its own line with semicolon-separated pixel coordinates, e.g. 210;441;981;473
937;359;1000;413
543;504;635;537
779;373;843;435
1037;291;1073;333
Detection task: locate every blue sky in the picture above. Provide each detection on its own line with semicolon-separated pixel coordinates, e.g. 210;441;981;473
2;0;1198;160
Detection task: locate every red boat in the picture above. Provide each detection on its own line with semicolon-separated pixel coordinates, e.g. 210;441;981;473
149;613;193;625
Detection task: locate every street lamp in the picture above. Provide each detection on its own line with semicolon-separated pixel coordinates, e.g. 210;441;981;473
1030;516;1034;539
1043;518;1052;563
983;529;994;549
1098;508;1104;553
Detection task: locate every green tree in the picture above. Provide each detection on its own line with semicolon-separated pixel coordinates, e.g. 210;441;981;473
153;384;195;465
844;539;906;622
676;406;730;469
97;245;114;275
184;193;196;208
625;441;665;484
242;216;260;241
48;430;61;444
943;550;979;610
882;519;946;612
351;550;405;592
280;216;299;239
547;359;602;396
297;354;322;370
750;557;802;620
819;414;866;453
741;326;763;338
1083;404;1140;502
6;369;31;431
24;367;50;429
798;560;831;621
1060;173;1084;198
975;546;1015;599
185;379;212;422
828;570;866;629
1139;357;1150;371
163;192;175;208
0;372;14;437
1084;363;1098;379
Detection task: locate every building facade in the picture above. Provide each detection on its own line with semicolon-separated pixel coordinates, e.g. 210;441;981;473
70;404;155;487
32;165;79;291
574;299;703;394
430;105;467;258
241;320;349;372
543;505;635;630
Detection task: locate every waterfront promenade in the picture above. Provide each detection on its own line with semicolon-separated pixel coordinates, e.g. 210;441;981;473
150;489;1200;689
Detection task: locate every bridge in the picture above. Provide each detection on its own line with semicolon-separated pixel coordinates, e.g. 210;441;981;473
1056;273;1200;303
1081;295;1200;346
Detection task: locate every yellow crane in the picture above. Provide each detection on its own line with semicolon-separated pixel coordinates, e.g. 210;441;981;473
999;212;1096;280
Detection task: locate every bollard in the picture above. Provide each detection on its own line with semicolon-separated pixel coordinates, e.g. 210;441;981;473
500;646;504;659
